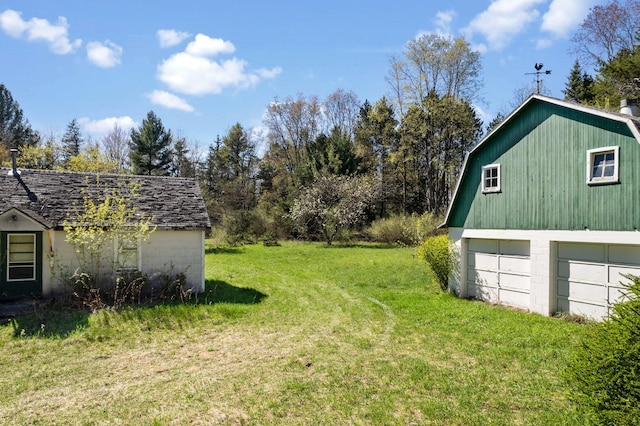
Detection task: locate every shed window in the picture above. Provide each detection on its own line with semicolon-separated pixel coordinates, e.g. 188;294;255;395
482;164;501;193
7;234;36;281
115;234;140;272
587;146;619;185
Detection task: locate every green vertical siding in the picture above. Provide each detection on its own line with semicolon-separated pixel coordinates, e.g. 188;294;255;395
449;101;640;231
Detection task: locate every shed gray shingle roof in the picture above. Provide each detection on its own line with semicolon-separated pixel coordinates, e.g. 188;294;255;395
0;168;211;231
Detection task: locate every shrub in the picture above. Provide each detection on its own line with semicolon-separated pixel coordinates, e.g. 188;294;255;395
416;235;454;290
564;274;640;424
368;213;442;246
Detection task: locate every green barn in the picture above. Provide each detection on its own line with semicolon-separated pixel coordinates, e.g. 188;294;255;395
443;95;640;319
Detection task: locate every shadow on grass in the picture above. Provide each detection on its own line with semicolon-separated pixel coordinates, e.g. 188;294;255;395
323;242;403;250
6;306;89;339
6;281;267;339
202;279;268;304
205;246;245;255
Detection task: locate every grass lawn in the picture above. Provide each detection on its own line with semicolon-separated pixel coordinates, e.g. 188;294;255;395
0;241;588;425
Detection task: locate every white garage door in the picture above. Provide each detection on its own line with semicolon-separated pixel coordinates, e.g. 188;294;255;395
467;239;531;309
557;243;640;320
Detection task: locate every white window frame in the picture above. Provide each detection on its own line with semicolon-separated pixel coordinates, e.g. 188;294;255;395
481;164;501;193
7;233;36;281
586;146;619;185
114;234;141;272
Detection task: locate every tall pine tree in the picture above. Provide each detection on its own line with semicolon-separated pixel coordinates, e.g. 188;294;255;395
563;60;595;104
0;83;40;149
61;118;84;165
129;111;173;176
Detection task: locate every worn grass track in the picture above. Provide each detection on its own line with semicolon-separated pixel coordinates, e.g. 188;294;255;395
0;241;588;425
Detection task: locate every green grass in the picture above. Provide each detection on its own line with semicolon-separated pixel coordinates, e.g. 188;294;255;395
0;241;588;425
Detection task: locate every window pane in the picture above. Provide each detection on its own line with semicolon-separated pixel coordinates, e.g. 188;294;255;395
9;266;34;280
604;165;615;177
592;164;603;178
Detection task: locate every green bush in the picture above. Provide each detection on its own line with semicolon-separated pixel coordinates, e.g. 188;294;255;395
416;235;454;290
564;274;640;424
368;213;441;246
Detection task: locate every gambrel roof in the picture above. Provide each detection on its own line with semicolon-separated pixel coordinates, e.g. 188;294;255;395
443;94;640;228
0;168;211;231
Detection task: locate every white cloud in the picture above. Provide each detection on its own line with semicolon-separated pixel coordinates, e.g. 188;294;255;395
536;38;553;49
157;33;282;96
157;29;190;48
79;116;137;134
540;0;597;38
0;9;81;54
86;40;123;68
185;34;235;57
463;0;546;51
147;90;195;112
434;10;456;36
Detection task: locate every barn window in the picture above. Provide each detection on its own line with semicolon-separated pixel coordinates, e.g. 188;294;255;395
482;164;501;193
587;146;619;185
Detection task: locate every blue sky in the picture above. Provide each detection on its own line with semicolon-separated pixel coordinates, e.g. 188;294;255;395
0;0;602;150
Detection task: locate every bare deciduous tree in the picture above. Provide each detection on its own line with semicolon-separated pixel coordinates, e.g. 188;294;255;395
101;124;130;172
570;0;640;67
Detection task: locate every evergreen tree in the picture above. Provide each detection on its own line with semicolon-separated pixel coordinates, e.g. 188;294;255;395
0;83;40;149
61;118;84;165
129;111;173;176
399;92;482;215
486;112;506;134
353;97;398;217
563;60;595;103
171;137;196;178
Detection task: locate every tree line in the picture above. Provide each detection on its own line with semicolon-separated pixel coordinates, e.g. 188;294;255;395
1;0;638;243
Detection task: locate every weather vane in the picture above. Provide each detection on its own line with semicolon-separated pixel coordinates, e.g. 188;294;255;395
525;63;551;94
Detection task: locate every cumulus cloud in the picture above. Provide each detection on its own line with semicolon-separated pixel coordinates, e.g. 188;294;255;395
79;116;137;134
463;0;545;51
157;33;282;96
540;0;597;38
536;38;553;49
0;9;81;54
86;40;123;68
157;29;190;48
147;90;195;112
434;10;456;36
185;34;235;56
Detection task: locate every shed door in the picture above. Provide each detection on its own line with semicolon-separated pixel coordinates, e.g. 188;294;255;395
0;232;43;299
556;243;640;320
467;239;531;309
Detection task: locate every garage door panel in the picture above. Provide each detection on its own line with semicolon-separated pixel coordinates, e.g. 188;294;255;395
499;272;529;292
468;283;498;301
499;256;530;274
499;288;529;309
609;265;640;284
468;239;498;253
566;280;607;303
468;268;498;287
563;299;608;320
608;285;626;305
557;279;569;298
557;261;606;282
609;245;640;264
558;242;605;262
469;253;498;270
499;240;530;256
